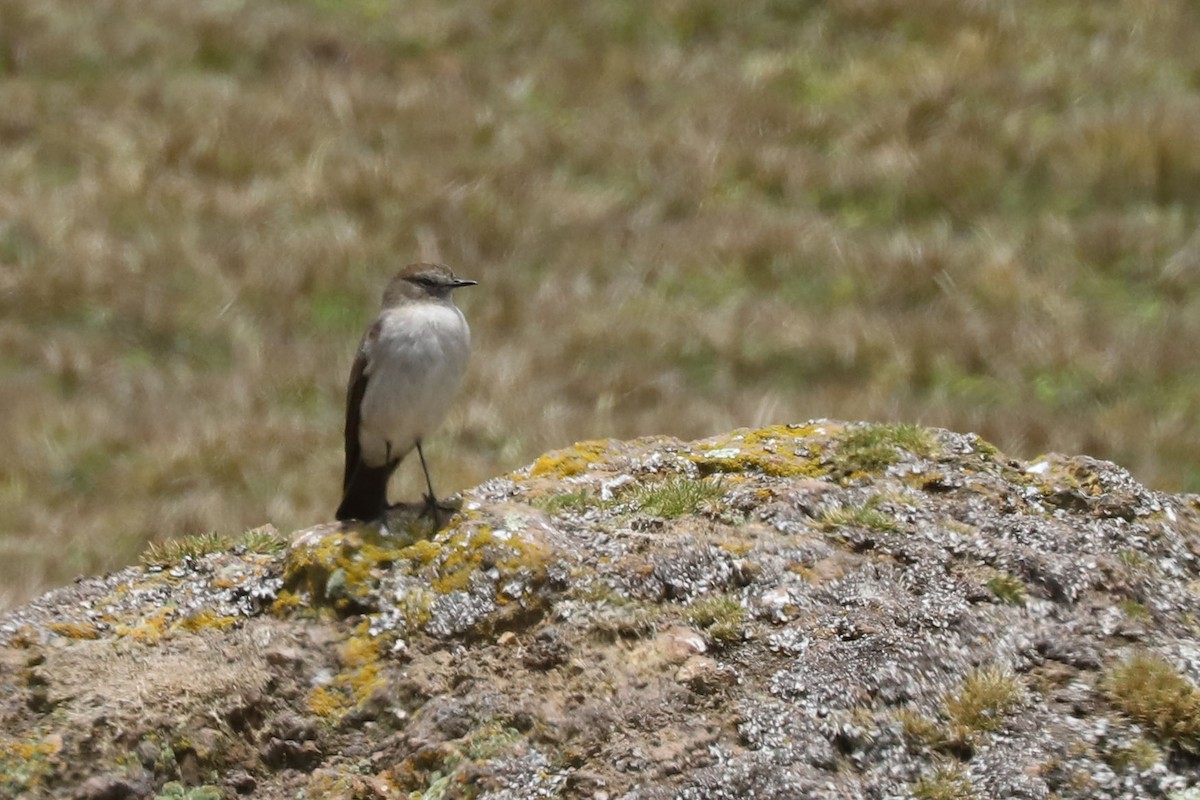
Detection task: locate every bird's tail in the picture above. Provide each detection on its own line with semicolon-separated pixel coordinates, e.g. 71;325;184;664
336;461;395;521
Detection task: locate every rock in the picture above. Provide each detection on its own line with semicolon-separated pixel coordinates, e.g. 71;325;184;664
3;423;1200;799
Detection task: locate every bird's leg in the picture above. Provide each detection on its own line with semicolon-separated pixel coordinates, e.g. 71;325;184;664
415;440;440;516
377;441;395;535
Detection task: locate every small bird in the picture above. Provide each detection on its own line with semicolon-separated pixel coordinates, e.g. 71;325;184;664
336;263;477;522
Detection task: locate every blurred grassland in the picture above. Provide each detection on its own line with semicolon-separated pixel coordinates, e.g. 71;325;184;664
3;0;1200;608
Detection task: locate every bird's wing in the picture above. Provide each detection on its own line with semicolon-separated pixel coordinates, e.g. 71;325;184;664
342;319;380;490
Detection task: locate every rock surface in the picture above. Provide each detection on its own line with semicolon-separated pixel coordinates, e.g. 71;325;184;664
3;422;1200;799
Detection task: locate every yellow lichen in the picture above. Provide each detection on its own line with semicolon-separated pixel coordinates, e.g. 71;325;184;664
528;440;612;477
115;608;174;645
281;529;409;612
688;427;828;478
173;610;239;634
0;734;61;794
47;621;101;640
305;621;387;721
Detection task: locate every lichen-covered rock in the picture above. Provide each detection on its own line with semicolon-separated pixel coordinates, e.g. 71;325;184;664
3;422;1200;799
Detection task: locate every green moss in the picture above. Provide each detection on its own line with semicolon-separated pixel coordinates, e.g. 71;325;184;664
154;781;223;800
465;725;523;760
686;593;745;644
819;495;897;532
896;708;943;747
141;532;231;566
911;764;975;800
239;525;288;555
140;525;287;566
986;573;1027;606
1118;549;1147;568
831;423;937;478
585;597;664;640
1105;652;1200;752
634;475;725;518
534;488;601;515
1118;599;1150;621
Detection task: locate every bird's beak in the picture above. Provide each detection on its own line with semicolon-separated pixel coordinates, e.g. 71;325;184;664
451;278;478;288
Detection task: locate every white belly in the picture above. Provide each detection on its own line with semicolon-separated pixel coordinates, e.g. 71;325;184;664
357;303;470;467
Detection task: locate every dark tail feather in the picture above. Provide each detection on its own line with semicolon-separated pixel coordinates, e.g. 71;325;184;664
336;460;396;521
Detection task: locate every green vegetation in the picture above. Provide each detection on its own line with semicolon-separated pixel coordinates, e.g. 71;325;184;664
911;763;975;800
634;476;725;519
686;593;746;644
0;735;59;797
1102;736;1161;773
140;526;287;566
6;0;1200;607
534;489;601;516
154;783;222;800
944;664;1023;736
986;573;1027;606
898;664;1023;755
1118;599;1151;621
1105;652;1200;752
819;495;898;533
832;424;937;478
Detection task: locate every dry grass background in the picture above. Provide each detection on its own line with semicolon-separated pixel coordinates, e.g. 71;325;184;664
3;0;1200;609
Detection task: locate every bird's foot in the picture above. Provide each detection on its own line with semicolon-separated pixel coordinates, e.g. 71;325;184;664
421;494;440;518
421;494;463;523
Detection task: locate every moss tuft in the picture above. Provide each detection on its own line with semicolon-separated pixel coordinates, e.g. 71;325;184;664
819;495;897;532
944;664;1022;737
533;488;602;515
1103;736;1161;772
1105;652;1200;752
831;423;937;478
634;476;725;518
986;572;1027;605
141;532;231;566
911;763;975;800
140;525;287;566
686;593;745;644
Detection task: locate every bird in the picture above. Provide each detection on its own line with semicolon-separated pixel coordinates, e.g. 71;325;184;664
336;263;476;522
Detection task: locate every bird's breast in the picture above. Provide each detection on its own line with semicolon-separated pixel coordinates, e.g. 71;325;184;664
356;302;471;464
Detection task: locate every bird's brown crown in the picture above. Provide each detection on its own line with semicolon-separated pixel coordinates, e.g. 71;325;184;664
382;263;476;306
